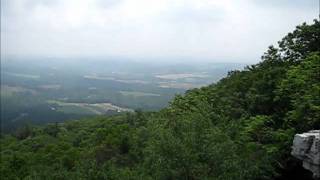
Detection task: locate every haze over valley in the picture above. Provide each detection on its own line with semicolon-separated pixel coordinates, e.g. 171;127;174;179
1;58;244;131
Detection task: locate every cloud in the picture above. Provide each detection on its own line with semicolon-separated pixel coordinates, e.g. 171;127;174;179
1;0;318;63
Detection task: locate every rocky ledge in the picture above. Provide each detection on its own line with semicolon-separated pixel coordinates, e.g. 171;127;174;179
291;130;320;179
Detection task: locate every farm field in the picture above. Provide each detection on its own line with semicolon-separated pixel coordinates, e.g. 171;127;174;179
48;100;134;115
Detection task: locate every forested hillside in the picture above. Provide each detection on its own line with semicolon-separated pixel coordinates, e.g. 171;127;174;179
1;20;319;180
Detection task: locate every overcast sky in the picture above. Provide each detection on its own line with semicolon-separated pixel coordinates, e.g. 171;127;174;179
1;0;318;63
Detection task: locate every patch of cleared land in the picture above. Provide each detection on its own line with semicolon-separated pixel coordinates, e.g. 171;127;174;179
119;91;161;97
84;75;148;84
3;72;40;79
155;73;208;80
56;105;95;115
38;84;61;90
1;85;36;96
48;100;133;115
158;82;204;89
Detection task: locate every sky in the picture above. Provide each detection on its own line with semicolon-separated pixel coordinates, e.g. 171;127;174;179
1;0;318;63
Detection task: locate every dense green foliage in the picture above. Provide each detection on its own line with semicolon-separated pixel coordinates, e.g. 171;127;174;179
1;20;319;179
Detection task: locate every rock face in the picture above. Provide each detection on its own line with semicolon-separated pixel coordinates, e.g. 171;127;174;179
291;130;320;179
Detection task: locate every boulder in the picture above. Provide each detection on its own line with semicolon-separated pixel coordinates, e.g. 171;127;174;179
291;130;320;179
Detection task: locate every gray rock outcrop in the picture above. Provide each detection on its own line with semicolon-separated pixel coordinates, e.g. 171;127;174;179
291;130;320;179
